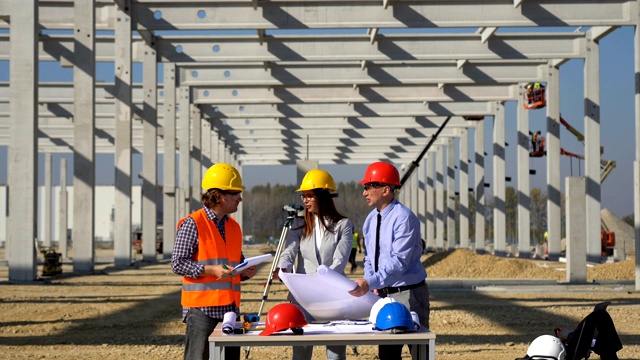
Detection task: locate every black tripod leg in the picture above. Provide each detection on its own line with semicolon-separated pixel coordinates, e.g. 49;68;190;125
245;216;294;359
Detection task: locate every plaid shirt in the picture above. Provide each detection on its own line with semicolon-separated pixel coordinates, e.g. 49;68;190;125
172;206;242;321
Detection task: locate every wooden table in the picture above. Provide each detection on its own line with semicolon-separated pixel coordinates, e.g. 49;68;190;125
209;324;436;360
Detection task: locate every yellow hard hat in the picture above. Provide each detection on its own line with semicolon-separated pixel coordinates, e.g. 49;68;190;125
296;169;336;192
201;163;245;191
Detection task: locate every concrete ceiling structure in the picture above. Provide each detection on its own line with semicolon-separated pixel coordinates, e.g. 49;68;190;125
0;1;630;165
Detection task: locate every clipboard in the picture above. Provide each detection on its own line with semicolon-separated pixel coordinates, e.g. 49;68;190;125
232;254;273;274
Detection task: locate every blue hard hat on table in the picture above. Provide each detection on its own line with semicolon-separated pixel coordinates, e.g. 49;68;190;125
375;302;414;332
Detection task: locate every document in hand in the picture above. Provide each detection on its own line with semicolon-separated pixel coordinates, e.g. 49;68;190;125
232;253;273;274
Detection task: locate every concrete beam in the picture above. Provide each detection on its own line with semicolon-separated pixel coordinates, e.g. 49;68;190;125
0;32;590;63
8;1;636;31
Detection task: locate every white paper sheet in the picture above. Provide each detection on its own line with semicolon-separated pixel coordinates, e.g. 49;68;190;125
232;254;273;274
279;265;379;321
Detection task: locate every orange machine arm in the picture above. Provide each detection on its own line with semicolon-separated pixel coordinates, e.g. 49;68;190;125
560;148;616;183
560;116;585;143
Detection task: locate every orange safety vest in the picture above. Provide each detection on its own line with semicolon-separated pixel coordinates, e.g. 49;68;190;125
177;209;242;308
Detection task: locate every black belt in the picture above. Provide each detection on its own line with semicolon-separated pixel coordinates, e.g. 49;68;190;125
380;280;425;295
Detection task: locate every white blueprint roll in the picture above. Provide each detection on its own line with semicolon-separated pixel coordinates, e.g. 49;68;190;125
222;311;237;334
279;265;379;321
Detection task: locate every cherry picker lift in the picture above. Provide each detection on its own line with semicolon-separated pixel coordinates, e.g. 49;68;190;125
528;116;617;257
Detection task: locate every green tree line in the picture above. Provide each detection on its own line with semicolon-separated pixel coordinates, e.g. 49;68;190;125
241;181;371;242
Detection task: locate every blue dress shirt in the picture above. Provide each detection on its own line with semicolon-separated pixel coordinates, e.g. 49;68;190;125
362;199;427;290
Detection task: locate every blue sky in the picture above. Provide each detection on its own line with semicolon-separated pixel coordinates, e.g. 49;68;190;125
0;26;636;218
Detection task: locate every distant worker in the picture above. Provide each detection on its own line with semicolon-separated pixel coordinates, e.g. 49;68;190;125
531;131;540;152
350;231;359;274
525;82;534;105
533;82;544;101
171;163;258;360
525;82;546;109
543;228;549;259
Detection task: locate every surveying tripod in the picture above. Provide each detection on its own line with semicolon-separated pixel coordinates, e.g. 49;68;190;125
245;204;303;359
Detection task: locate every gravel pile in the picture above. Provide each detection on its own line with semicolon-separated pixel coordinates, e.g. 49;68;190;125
423;249;634;282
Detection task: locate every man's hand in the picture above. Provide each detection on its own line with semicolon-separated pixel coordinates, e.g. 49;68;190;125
348;278;370;297
203;264;233;279
240;265;258;279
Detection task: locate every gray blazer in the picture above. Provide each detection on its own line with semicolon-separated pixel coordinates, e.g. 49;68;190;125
279;216;354;276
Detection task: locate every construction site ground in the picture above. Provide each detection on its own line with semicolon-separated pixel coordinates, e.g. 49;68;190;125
0;246;638;360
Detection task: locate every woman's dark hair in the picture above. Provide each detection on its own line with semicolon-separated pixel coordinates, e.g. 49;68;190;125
299;188;346;239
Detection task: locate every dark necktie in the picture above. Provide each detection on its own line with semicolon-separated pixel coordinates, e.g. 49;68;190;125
374;213;381;272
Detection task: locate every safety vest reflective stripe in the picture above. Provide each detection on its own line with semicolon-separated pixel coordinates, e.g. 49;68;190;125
183;282;235;291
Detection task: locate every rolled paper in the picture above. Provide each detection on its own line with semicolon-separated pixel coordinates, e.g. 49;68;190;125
279;265;379;321
222;311;237;334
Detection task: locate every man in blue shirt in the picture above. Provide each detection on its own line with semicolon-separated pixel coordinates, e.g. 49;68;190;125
349;161;430;360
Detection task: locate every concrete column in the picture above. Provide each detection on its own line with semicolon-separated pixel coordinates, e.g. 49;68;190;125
425;151;436;251
178;86;191;219
190;105;202;213
517;84;532;258
566;177;587;283
235;160;243;230
225;143;232;163
426;151;436;251
141;31;158;262
43;153;52;248
403;173;411;207
218;136;227;163
493;102;506;256
72;0;96;274
635;15;640;291
446;138;456;250
435;146;444;251
201;120;213;171
114;0;133;268
418;157;427;248
7;1;38;281
162;63;177;259
474;121;486;253
212;129;220;163
584;31;604;263
59;158;68;260
459;128;470;249
410;166;419;217
1;186;6;250
546;65;562;260
635;162;640;291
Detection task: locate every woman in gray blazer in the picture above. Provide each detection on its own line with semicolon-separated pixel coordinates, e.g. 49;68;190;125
277;168;354;360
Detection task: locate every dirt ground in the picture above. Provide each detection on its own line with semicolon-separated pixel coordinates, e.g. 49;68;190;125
0;247;638;360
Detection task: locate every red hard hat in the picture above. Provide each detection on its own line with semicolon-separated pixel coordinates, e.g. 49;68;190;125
259;303;308;336
358;161;401;186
